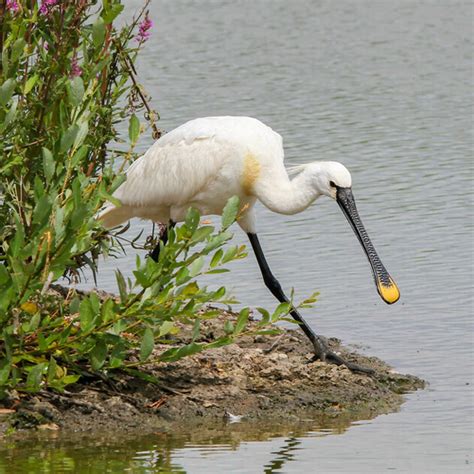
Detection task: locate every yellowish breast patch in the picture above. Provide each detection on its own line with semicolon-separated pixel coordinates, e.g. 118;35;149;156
241;154;261;195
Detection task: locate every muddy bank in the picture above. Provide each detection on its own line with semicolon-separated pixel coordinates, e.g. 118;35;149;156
0;311;424;437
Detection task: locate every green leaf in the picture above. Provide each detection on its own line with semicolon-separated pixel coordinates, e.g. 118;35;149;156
221;196;240;228
3;98;18;127
47;357;58;384
101;298;115;322
0;359;11;386
98;186;122;208
23;74;39;95
71;144;89;167
92;17;106;47
212;286;226;300
73;120;89;149
133;269;150;288
60;124;79;153
271;302;291;322
9;217;25;257
206;268;230;274
53;206;65;242
33;175;46;201
254;329;281;337
68;76;84;107
29;312;41;332
188;256;204;277
184;207;200;234
224;320;234;334
128;114;140;144
123;368;161;385
256;307;270;325
79;298;96;333
223;245;245;263
159;342;203;362
11;38;26;63
203;230;233;252
0;264;10;286
42;148;55;183
115;270;128;303
89;292;101;315
60;374;81;386
301;291;320;306
190;226;214;244
205;336;233;349
26;363;47;392
32;195;52;228
210;249;223;268
175;267;190;285
234;307;250;335
102;3;124;23
1;45;9;77
109;341;126;368
0;79;16;107
158;321;175;337
191;319;201;342
90;339;107;370
140;328;154;362
69;297;80;314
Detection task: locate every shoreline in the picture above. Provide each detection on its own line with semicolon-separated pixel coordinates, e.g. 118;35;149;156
0;311;424;438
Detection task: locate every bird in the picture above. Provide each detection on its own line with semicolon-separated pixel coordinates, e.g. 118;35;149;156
99;116;400;372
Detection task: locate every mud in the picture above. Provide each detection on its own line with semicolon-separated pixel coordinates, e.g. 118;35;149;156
0;311;424;437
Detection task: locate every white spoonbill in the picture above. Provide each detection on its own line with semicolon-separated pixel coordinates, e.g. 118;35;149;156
99;116;400;371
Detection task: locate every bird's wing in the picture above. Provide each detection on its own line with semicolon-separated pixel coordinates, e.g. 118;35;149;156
111;116;285;209
114;126;233;210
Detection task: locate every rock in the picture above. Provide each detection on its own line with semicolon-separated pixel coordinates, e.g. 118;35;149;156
29;400;60;421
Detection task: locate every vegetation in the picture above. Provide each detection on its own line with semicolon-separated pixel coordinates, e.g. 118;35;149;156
0;1;317;397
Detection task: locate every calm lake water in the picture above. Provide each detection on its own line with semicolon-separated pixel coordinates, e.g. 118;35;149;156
3;0;473;472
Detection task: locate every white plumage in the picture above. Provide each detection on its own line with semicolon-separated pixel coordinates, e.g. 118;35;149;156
99;116;350;233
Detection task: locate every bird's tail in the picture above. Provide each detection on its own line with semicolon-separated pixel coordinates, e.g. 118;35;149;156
97;204;133;229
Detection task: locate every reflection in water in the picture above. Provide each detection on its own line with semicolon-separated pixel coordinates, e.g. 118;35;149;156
133;442;186;473
263;437;301;474
0;411;381;473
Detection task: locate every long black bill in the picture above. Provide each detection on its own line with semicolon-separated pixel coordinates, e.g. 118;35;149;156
336;187;400;304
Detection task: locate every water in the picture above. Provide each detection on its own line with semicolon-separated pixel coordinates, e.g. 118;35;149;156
3;1;473;472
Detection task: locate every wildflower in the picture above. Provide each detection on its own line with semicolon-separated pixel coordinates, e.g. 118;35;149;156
39;0;58;16
6;0;20;13
136;14;153;43
70;55;82;78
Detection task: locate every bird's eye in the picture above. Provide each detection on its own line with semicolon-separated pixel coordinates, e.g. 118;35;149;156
329;180;336;188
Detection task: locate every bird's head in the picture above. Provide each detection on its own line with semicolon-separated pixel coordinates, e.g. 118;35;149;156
309;161;352;199
310;161;400;305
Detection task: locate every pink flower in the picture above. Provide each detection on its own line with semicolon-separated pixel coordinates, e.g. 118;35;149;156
136;15;153;43
70;55;82;78
6;0;20;13
39;0;58;16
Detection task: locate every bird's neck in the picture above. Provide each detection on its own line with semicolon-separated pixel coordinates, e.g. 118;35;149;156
258;168;321;215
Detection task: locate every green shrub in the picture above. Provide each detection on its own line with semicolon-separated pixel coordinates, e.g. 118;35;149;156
0;1;317;396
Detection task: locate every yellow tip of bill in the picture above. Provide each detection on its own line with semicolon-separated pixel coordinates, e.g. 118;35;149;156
377;277;400;304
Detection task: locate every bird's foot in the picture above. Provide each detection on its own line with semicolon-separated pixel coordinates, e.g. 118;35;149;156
309;336;374;374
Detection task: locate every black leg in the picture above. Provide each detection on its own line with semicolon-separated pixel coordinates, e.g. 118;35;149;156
149;221;175;262
247;233;373;374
